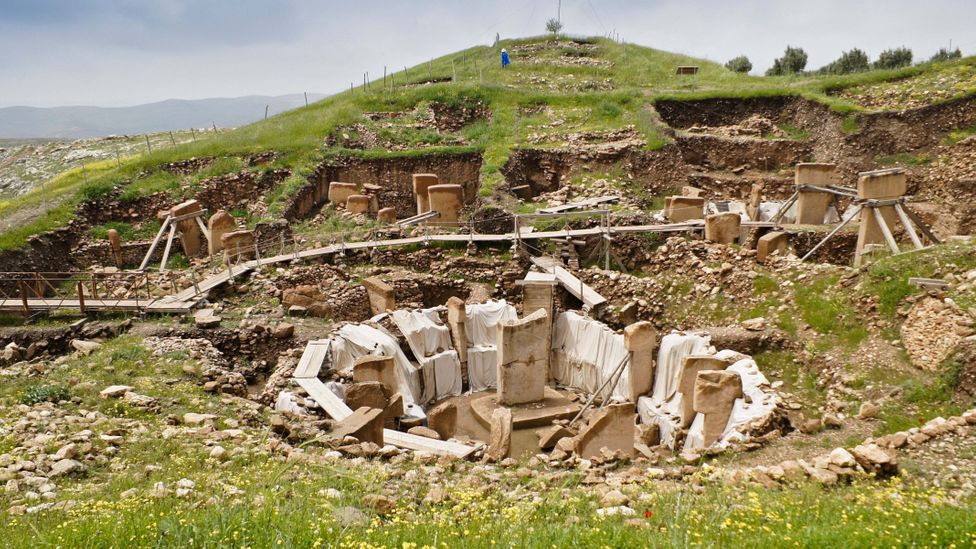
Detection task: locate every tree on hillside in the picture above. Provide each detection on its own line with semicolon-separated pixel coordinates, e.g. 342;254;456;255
819;48;870;74
874;47;913;70
929;47;962;63
766;46;808;76
725;56;752;73
545;18;563;37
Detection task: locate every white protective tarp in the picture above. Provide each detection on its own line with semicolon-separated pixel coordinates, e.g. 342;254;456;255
551;311;631;402
463;300;518;392
327;323;425;419
391;308;462;402
683;350;779;450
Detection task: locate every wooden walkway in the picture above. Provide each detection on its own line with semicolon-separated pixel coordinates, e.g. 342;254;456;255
2;220;776;315
530;256;607;310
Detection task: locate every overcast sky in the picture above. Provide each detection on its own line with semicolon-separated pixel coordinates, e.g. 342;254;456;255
2;0;973;108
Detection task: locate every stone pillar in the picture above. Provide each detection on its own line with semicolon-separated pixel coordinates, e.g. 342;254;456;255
855;168;908;266
352;355;398;394
427;184;464;226
207;210;237;256
377;207;397;224
412;173;439;215
361;277;395;315
795;163;837;225
446;297;468;366
486;407;513;461
328;182;358;206
757;231;789;262
106;229;122;267
331;406;385;446
666;196;705;222
346;194;370;214
747;182;763;221
496;308;550;406
704;212;741;244
693;370;743;447
221;230;256;265
170;199;204;257
623;321;657;402
677;355;730;428
427;401;458;440
521;281;555;319
573;402;635;459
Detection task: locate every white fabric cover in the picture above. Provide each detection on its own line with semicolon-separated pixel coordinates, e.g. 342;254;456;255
551;311;631;402
463;300;518;392
391;308;462;402
637;332;712;449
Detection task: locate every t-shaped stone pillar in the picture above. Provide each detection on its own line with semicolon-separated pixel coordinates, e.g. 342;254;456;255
496;308;550;406
328;182;359;206
665;196;705;222
412;173;439;215
677;355;731;428
854;168;908;266
692;369;743;447
427;184;464;226
573;402;636;459
352;355;398;394
795;163;838;224
361;277;395;315
170;199;204;257
624;321;657;401
207;210;237;256
106;229;122;267
704;212;741;244
346;194;370;214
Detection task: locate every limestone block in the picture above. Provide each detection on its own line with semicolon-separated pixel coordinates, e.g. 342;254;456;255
704;212;741;244
427;184;464;226
170;199;204;257
486;407;513;461
757;231;789;262
346;194;370;215
693;370;743;447
345;381;389;411
106;229;122;267
521;282;554;319
328;182;358;205
377;207;397;224
331;407;385;445
412;173;439;214
427;401;458;440
855;168;907;265
537;425;575;450
623;321;657;401
221;230;256;265
352;355;398;394
747;182;763;221
385;393;404;422
666;196;705;222
361;277;395;315
573;403;635;459
446;297;467;364
678;356;731;427
207;210;237;256
496;308;550;406
795;163;838;224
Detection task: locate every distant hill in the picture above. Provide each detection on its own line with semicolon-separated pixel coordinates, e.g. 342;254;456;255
0;94;327;139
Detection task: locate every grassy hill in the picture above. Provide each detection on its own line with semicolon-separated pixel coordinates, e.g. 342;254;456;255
2;35;973;252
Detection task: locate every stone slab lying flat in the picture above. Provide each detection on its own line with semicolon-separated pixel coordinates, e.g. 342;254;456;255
469;387;580;429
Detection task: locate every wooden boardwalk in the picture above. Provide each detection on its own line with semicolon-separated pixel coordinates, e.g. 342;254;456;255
2;220;776;315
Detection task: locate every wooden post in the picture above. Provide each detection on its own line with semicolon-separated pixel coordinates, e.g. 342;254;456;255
872;206;901;254
190;128;196;141
304;91;308;107
19;281;29;318
212;122;218;133
77;282;86;315
159;222;177;272
33;272;43;297
428;59;433;80
265;104;269;120
91;277;98;299
169;131;177;146
139;216;171;271
383;65;387;87
895;203;924;250
451;59;456;81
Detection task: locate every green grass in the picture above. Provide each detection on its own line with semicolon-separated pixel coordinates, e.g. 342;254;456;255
840;115;860;134
875;152;931;166
794;275;867;347
945;124;976;145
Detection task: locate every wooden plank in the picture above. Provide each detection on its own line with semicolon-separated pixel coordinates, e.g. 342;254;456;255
872;207;902;254
294;377;353;421
294;340;331;378
139;216;171;271
894;203;924;250
530;256;607;309
537;196;618;214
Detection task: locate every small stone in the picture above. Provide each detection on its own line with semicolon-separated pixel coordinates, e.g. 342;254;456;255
828;448;856;468
183;413;218;425
407;426;441;440
48;459;83;477
209;446;228;461
99;385;133;399
600;489;629;507
857;402;879;420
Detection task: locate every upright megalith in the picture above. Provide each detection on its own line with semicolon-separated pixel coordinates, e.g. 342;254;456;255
353;355;397;394
677;355;731;427
795;163;838;224
106;229;122;267
377;207;397;224
693;370;743;447
665;196;705;222
427;184;464;226
170;199;204;257
361;277;395;315
446;297;468;366
486;407;513;461
624;321;657;401
574;403;635;459
427;401;458;440
331;406;385;446
496;308;550;406
328;182;359;206
855;168;908;266
412;173;439;214
346;194;370;215
704;212;741;244
207;210;237;256
222;230;256;264
757;231;789;262
747;182;764;221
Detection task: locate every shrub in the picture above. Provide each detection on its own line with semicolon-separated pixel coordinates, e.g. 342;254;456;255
545;18;563;36
874;47;913;69
725;55;752;73
80;180;115;201
22;384;71;405
766;46;808;76
929;47;962;63
820;48;870;74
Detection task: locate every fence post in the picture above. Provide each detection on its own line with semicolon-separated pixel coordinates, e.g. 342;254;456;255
77;282;86;315
19;281;29;318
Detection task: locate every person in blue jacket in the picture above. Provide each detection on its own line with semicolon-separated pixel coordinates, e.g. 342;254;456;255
501;48;510;68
